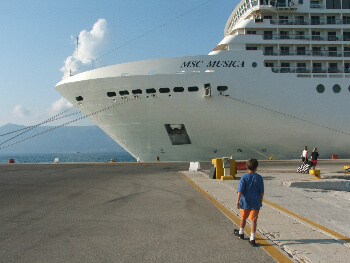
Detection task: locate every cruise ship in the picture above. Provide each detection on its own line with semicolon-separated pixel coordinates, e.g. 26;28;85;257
55;0;350;162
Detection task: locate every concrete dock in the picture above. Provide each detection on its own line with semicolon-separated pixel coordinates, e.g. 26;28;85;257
0;160;349;262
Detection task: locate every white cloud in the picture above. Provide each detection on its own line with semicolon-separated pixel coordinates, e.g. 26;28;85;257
50;97;73;115
60;18;109;79
13;105;31;118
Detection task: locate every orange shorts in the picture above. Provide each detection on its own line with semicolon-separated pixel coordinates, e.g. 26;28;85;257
240;209;259;221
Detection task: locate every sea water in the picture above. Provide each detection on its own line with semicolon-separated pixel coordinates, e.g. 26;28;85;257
0;152;136;163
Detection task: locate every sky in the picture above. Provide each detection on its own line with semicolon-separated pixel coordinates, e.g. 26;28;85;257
0;0;237;127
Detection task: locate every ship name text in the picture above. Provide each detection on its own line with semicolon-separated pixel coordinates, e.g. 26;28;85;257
180;60;244;68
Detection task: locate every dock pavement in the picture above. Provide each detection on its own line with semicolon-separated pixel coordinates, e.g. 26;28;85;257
0;160;349;262
183;159;350;263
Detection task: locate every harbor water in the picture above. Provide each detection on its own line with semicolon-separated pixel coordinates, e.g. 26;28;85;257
0;152;136;163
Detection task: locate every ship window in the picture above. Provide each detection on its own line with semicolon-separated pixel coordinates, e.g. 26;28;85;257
145;88;156;94
75;96;83;101
343;32;350;41
326;0;341;9
217;86;228;92
119;90;129;96
344;16;350;24
345;63;350;73
246;46;258;50
328;32;337;41
297;47;306;55
313;63;322;73
333;84;341;93
296;16;305;24
107;92;116;97
280;31;289;39
311;16;320;25
329;63;338;73
343;0;350;9
132;89;142;95
264;46;274;55
348;86;350;92
316;84;325;93
281;46;290;55
263;31;273;40
159;88;170;93
247;31;256;34
164;124;191;145
265;62;274;67
297;63;307;73
281;63;290;73
188;86;199;92
327;16;336;24
173;87;184;92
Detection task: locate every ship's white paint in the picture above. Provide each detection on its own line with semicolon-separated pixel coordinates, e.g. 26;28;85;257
56;0;350;161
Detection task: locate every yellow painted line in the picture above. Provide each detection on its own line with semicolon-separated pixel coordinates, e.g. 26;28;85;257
263;199;350;243
180;172;294;263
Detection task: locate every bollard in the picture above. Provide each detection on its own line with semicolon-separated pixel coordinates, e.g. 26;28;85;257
309;169;321;179
212;158;236;180
8;158;15;163
54;158;59;163
156;156;160;162
189;162;201;172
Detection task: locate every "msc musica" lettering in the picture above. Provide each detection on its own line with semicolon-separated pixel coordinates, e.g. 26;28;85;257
180;60;244;68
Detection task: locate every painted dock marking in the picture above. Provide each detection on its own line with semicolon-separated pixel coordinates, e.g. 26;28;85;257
180;172;294;263
263;199;350;243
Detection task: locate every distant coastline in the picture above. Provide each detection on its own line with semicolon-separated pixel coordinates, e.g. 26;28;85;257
0;124;126;154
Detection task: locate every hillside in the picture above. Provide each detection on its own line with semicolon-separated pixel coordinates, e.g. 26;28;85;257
0;124;126;154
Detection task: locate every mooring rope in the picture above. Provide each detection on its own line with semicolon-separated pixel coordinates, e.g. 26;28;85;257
0;106;77;137
0;97;140;150
222;94;350;136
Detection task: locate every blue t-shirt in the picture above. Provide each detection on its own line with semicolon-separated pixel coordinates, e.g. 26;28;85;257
237;172;264;210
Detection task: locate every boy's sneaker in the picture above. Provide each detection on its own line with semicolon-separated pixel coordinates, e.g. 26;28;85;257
234;229;244;239
249;239;257;247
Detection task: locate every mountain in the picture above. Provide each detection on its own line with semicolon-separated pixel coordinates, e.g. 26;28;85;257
0;124;126;154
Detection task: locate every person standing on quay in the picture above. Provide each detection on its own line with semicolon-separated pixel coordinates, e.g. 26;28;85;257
310;148;319;170
302;146;308;163
234;159;264;246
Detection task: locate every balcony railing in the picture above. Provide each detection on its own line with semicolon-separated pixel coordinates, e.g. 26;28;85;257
262;34;350;42
263;50;350;57
269;18;350;25
270;67;350;74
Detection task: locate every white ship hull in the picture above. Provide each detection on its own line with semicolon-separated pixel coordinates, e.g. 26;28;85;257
55;51;350;161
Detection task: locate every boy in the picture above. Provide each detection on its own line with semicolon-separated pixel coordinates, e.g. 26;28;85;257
234;158;264;246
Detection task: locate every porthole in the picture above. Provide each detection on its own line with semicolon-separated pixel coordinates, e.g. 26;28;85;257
119;90;129;96
107;92;116;97
146;88;156;94
333;84;341;93
174;87;184;92
316;84;325;93
159;88;170;93
217;86;228;92
252;62;257;68
188;86;199;92
132;89;142;95
75;96;83;101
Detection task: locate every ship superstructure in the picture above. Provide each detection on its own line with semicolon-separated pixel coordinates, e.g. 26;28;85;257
55;0;350;161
